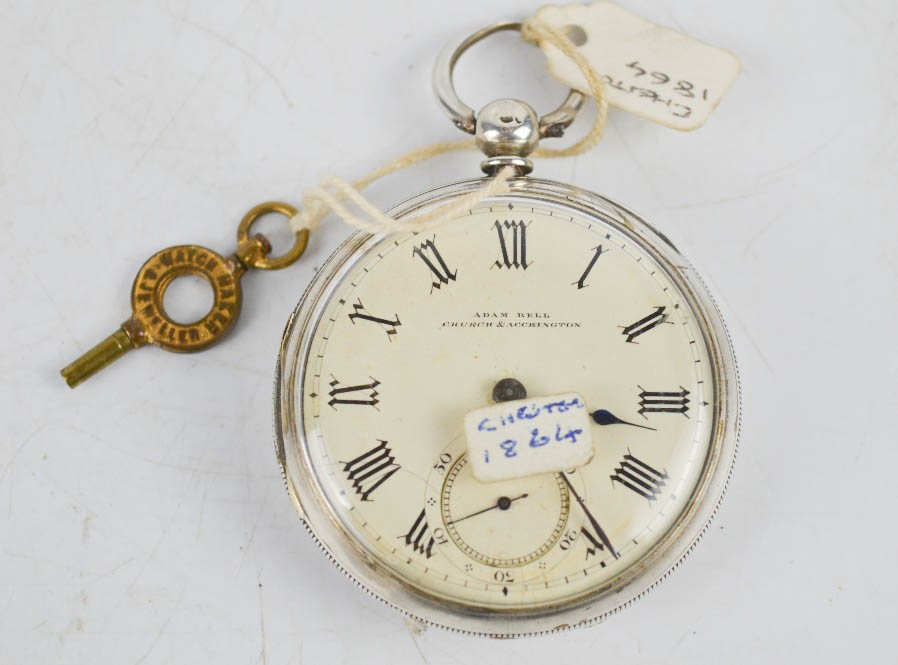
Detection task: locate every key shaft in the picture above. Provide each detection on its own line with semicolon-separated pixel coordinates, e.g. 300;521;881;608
61;327;137;388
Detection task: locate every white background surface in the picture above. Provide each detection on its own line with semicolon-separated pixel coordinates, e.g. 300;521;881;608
2;1;896;663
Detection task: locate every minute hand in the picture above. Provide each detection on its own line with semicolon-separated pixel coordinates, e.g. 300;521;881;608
560;473;620;560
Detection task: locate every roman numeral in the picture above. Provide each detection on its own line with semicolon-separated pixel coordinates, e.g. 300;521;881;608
621;306;668;343
400;509;435;559
573;245;605;289
347;299;401;338
413;238;456;291
581;526;605;559
494;220;529;269
328;377;380;408
340;440;400;501
611;453;668;502
638;386;690;416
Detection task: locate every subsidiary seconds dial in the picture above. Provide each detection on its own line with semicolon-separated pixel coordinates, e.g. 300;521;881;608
440;454;570;568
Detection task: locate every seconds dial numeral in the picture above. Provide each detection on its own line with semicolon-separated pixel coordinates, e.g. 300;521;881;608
611;454;668;502
621;306;668;343
493;220;530;270
413;238;457;291
340;439;400;501
328;377;381;408
638;386;690;416
347;299;401;338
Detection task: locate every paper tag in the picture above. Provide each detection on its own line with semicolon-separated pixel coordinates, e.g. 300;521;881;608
535;2;741;130
464;393;593;482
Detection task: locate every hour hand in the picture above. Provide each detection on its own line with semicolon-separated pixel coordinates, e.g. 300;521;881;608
590;409;656;431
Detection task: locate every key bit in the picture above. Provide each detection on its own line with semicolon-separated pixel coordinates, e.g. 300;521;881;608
61;327;139;388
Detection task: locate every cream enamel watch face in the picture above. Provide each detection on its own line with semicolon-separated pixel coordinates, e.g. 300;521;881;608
276;180;738;635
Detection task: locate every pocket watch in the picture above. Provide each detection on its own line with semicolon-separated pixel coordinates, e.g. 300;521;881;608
274;22;739;636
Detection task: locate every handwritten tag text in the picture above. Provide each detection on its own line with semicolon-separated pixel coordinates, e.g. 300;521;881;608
465;393;594;482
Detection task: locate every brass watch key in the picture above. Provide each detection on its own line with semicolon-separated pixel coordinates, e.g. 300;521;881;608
61;201;308;388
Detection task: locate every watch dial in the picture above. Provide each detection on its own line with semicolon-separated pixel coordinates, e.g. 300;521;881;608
292;196;719;612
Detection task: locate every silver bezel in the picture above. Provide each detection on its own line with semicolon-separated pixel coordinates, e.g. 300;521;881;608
274;177;740;637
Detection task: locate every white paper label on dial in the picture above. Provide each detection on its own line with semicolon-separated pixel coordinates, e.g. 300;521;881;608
464;392;594;482
535;1;741;130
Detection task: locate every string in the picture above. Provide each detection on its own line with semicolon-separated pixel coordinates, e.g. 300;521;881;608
522;18;609;158
288;16;608;237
